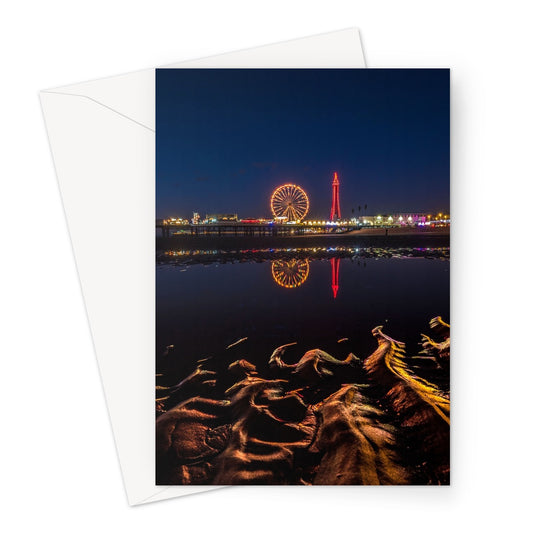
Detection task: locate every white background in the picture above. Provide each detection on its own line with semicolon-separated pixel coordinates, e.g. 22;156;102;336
1;1;532;531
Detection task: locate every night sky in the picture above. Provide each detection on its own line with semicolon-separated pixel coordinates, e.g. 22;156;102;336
156;69;449;220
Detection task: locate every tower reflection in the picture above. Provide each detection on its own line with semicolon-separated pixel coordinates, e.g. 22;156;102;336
330;257;340;298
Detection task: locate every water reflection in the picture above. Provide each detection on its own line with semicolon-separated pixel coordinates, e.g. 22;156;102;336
330;257;340;299
271;257;341;300
160;245;450;264
156;247;450;371
271;259;309;288
159;246;449;303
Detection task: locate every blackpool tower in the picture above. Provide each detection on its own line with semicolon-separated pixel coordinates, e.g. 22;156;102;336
330;171;341;221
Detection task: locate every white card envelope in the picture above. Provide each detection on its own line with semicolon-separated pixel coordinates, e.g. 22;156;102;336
40;28;366;506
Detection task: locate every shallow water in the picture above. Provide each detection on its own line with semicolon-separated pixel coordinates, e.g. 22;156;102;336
156;248;449;373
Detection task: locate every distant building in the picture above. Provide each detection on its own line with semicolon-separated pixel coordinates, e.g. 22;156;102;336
192;212;200;224
163;217;188;225
391;213;428;225
205;213;238;222
356;213;449;226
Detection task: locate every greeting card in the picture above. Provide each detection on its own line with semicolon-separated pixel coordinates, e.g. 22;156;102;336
155;68;450;485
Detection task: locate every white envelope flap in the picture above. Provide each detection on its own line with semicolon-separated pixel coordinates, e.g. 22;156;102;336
42;28;363;131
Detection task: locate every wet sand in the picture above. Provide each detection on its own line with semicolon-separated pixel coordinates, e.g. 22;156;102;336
156;320;450;485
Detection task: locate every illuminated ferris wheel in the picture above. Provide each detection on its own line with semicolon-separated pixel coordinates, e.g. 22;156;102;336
271;259;310;289
270;184;309;222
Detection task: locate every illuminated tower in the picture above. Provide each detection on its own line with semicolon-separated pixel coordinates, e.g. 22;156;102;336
330;172;341;221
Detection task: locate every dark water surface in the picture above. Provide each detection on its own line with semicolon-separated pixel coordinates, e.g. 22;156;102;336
156;249;449;376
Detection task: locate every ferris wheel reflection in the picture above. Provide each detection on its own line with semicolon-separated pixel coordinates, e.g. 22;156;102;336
271;259;310;289
271;257;341;298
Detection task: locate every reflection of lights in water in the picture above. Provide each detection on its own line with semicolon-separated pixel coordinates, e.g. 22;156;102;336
271;259;310;288
330;257;340;299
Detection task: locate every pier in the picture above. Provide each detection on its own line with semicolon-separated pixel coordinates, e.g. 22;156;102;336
156;222;358;238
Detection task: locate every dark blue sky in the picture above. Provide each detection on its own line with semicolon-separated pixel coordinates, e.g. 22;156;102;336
156;69;449;219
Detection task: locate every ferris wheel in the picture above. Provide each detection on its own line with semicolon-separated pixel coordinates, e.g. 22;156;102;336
270;184;309;222
271;259;310;289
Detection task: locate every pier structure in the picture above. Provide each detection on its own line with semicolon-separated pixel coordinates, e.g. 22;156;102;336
157;221;357;238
